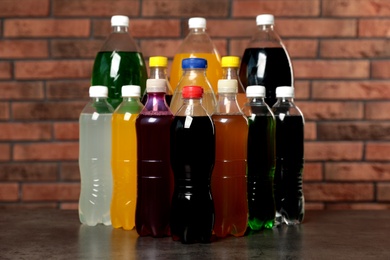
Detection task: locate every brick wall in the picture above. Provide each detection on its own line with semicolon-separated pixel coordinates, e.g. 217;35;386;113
1;0;389;210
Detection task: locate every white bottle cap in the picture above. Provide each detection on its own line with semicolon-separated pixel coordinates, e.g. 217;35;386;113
111;15;129;27
276;86;294;98
146;79;166;93
218;79;238;94
189;17;206;29
89;86;108;97
256;14;274;26
122;85;140;97
246;85;266;98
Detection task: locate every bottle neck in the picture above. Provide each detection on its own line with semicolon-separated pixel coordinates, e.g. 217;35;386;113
217;93;241;114
112;25;128;33
247;96;267;104
189;28;206;34
122;97;141;103
258;24;274;32
149;66;168;80
222;67;239;80
177;97;208;116
91;97;108;102
144;92;169;112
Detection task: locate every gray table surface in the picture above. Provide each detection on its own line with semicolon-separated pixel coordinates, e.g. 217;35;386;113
0;209;389;259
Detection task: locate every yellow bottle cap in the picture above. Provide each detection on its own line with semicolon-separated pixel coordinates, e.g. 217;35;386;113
149;56;168;67
221;56;240;68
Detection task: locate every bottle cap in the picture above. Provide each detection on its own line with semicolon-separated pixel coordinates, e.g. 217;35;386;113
276;86;294;98
149;56;168;67
89;86;108;97
146;79;166;93
246;85;266;98
221;56;240;68
182;58;207;69
218;79;238;93
256;14;274;26
188;17;206;29
111;15;129;27
182;86;203;99
122;85;141;97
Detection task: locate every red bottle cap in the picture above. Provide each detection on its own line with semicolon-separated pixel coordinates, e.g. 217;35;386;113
182;86;203;99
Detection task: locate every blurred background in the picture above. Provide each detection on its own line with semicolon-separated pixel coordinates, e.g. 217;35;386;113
0;0;389;210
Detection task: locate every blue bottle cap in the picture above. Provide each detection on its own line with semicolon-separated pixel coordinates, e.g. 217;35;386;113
182;58;207;69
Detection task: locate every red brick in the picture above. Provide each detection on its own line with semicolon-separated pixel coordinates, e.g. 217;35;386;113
295;81;311;100
12;101;85;120
0;144;11;161
305;203;325;210
0;40;48;58
0;183;19;201
142;0;229;17
22;183;80;201
322;0;390;17
0;102;10;120
140;40;182;58
366;143;390;161
312;80;390;100
326;203;390;210
325;163;390;181
229;39;318;58
293;60;369;79
0;203;57;209
54;122;79;140
60;162;80;181
51;40;102;58
377;183;390;201
53;0;139;16
318;122;390;141
297;101;363;120
0;62;12;80
304;163;323;181
320;40;390;58
304;183;374;201
60;203;78;210
0;82;44;100
0;163;57;181
93;19;181;38
4;19;90;38
366;102;390;120
13;142;79;161
14;60;93;80
232;0;320;17
305;122;316;141
305;142;363;161
0;123;51;141
46;80;90;100
0;0;49;17
359;19;390;37
372;61;390;79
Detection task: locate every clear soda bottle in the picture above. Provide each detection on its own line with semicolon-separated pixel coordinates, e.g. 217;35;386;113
170;86;215;244
242;85;276;230
239;14;293;107
211;79;248;238
79;86;114;226
91;15;148;109
111;85;144;230
221;56;246;108
135;79;174;237
170;58;217;115
148;56;173;106
170;17;222;93
272;86;305;225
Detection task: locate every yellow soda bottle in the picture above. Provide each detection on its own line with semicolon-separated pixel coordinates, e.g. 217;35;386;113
111;85;144;230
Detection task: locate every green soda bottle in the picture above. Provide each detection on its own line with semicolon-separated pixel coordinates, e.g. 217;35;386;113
91;15;148;109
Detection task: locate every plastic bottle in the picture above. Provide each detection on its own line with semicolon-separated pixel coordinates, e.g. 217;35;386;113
170;58;217;115
170;86;215;244
111;85;144;230
91;15;148;109
135;79;174;237
242;85;276;231
272;86;305;225
211;79;248;238
239;14;293;107
79;86;114;226
221;56;246;108
170;17;222;93
148;56;173;106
